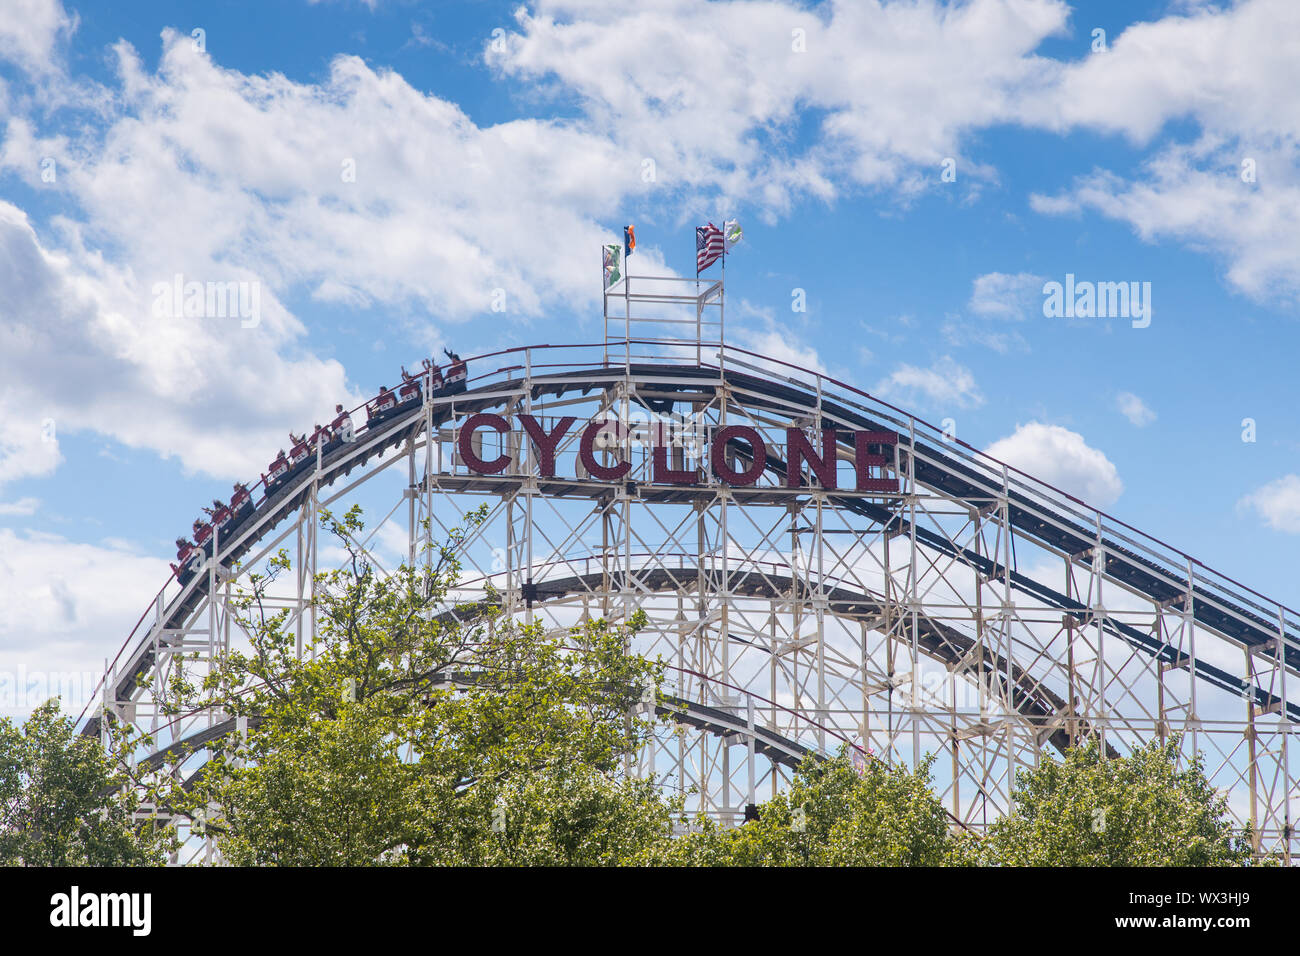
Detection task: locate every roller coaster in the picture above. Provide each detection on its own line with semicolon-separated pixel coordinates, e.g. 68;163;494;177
80;272;1299;862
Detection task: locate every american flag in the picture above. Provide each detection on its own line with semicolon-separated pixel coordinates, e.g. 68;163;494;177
696;222;725;273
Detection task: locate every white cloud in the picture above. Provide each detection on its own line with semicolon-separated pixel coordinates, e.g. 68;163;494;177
0;199;355;480
0;497;38;516
0;402;61;487
1026;0;1300;302
491;0;1070;210
729;300;827;377
0;29;646;481
0;0;73;77
873;356;983;411
985;422;1123;507
968;271;1046;320
1115;391;1156;427
0;529;168;717
1026;0;1299;146
0;0;1291;494
940;317;1027;354
1239;474;1300;533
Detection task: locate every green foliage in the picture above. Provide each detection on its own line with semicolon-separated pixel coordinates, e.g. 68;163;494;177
91;505;1259;869
140;504;674;865
0;701;172;866
645;748;957;866
973;737;1253;866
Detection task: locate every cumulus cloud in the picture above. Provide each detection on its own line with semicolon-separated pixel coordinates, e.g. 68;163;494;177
0;0;73;77
985;422;1123;507
967;271;1046;320
0;0;1290;491
727;300;827;377
0;199;354;480
1115;391;1156;427
1027;0;1300;302
0;529;169;717
873;356;983;411
1239;475;1300;533
940;317;1028;353
491;0;1070;210
0;401;61;488
941;271;1042;353
0;28;648;481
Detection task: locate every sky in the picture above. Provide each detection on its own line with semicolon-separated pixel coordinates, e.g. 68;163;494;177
0;0;1299;717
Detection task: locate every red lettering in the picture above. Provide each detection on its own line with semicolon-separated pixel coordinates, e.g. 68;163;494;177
712;426;766;486
459;413;511;474
519;414;576;478
652;444;696;484
854;431;899;491
786;428;839;490
579;420;631;481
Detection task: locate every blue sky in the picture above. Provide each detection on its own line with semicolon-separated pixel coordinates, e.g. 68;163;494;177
1;0;1299;710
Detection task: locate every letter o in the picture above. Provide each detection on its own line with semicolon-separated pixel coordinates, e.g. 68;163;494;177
459;413;511;474
711;426;767;485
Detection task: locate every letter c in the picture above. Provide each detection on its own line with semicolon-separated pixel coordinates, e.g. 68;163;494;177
579;419;631;481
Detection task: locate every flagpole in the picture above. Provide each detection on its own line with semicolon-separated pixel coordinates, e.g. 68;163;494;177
695;228;702;365
719;220;726;363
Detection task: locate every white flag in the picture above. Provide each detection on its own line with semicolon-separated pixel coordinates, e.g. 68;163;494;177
723;219;742;249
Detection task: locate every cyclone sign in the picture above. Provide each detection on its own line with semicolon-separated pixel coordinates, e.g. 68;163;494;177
455;413;900;492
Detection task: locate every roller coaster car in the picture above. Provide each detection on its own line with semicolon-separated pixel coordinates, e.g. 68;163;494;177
367;387;399;426
229;483;254;525
172;539;204;586
323;409;354;456
443;359;467;394
423;360;445;392
275;438;314;486
206;500;233;539
287;438;310;468
193;520;214;554
264;452;290;493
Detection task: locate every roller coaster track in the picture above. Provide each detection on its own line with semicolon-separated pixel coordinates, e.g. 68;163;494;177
89;356;1298;728
80;342;1300;854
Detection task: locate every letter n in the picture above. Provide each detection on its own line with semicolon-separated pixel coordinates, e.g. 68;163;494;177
786;428;838;489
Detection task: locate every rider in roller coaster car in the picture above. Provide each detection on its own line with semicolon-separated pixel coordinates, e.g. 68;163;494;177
230;481;252;519
204;498;232;540
368;384;397;424
287;432;310;468
399;367;421;404
265;448;290;490
193;517;213;553
325;405;357;472
327;404;354;447
442;348;468;392
172;536;200;584
422;357;444;391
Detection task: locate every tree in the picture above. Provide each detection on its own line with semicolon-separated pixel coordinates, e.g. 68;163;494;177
644;748;958;866
0;700;172;866
972;737;1253;866
136;505;675;865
